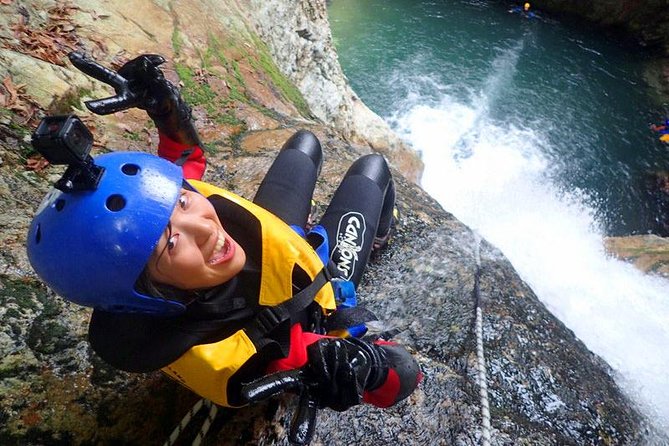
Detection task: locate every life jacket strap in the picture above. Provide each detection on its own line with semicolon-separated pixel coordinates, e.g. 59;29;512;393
289;224;357;308
245;267;331;356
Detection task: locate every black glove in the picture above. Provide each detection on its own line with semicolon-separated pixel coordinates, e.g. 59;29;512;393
68;52;202;147
303;337;382;411
241;368;318;445
241;338;401;445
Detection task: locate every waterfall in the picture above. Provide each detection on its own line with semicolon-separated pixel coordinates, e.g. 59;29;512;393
389;42;669;431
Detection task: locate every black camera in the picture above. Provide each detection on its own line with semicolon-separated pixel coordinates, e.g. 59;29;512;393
32;115;104;192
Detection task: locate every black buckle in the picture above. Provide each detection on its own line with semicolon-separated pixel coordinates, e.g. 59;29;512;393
255;307;289;335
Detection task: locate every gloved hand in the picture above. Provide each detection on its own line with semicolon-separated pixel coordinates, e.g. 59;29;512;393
68;52;202;148
303;337;374;411
116;54;174;116
116;54;202;147
306;338;422;410
241;338;421;445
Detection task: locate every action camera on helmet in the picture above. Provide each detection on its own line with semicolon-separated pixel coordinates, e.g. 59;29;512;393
31;115;104;192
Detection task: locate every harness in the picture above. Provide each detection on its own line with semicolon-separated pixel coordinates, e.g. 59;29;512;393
162;181;339;407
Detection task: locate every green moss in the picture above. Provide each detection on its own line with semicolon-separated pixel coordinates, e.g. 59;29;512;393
173;33;313;133
175;64;215;106
171;29;183;56
207;35;248;105
203;34;309;121
122;130;143;142
27;319;74;354
215;110;242;126
175;62;244;130
0;352;39;379
247;33;311;117
4;308;20;319
226;59;248;104
0;276;49;312
48;87;93;115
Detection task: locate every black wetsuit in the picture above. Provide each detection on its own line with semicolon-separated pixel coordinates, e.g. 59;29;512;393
254;130;396;286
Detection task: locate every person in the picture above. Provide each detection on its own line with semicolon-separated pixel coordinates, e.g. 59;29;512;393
650;119;669;144
509;2;535;18
27;53;421;445
651;119;669;134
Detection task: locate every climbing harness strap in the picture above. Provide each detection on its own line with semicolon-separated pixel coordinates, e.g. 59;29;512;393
473;233;491;446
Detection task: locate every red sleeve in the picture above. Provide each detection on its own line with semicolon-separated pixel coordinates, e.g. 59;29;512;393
157;132;206;180
266;323;329;373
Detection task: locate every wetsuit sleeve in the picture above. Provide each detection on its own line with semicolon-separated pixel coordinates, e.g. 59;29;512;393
158;132;206;180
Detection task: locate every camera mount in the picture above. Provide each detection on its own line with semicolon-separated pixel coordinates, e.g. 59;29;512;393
31;115;104;192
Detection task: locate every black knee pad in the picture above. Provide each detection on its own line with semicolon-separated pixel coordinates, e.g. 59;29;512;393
282;130;323;173
346;154;392;192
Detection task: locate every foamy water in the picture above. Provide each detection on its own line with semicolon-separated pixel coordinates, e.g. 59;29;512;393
390;78;669;432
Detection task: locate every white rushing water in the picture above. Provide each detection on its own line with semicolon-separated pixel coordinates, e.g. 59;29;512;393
388;45;669;433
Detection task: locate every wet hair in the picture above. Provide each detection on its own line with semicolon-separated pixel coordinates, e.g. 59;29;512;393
134;265;205;306
135;266;179;300
133;221;198;304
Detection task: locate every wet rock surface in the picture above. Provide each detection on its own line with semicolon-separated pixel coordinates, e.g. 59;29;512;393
0;0;666;445
604;234;669;278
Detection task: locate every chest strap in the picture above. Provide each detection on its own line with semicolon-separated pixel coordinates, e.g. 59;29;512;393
244;267;331;355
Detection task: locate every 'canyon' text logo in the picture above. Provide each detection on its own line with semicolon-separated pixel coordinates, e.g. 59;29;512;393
331;212;366;280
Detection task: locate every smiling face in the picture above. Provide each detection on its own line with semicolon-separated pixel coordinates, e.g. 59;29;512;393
147;189;246;290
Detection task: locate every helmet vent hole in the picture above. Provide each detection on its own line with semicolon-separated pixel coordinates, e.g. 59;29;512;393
35;224;41;244
121;164;140;176
106;194;126;212
55;199;66;211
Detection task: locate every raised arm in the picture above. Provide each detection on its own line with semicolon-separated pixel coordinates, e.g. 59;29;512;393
68;52;207;179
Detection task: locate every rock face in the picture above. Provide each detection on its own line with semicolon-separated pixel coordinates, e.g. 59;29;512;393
0;1;666;445
241;0;423;181
604;234;669;278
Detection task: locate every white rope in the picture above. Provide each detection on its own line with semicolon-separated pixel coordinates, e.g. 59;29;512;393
474;234;492;446
192;400;218;446
163;398;218;446
476;306;492;446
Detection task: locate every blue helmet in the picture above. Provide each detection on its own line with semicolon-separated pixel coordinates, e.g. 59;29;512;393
27;151;186;315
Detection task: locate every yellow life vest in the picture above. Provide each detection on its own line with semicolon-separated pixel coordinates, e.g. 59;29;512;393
162;180;336;407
